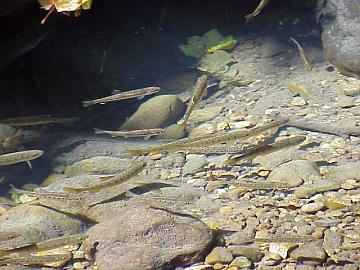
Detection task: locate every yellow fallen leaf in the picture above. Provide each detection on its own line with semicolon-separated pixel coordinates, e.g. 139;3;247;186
38;0;92;24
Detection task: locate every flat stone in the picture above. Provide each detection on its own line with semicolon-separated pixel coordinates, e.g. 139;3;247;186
183;156;208;175
84;206;213;270
323;230;342;258
325;161;360;181
188;107;223;123
64;156;131;176
294;187;317;199
0;205;84;250
310;181;341;192
301;201;325;213
205;247;233;264
337;96;355;108
230;256;252;269
289;241;327;262
313;218;340;227
227;244;263;262
189;123;216;138
267;160;321;186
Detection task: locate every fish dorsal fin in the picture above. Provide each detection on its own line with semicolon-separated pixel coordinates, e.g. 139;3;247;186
111;90;122;95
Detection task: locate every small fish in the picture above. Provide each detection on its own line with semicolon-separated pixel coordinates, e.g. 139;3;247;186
128;117;289;156
35;234;88;251
0;150;43;169
82;86;160;107
0;253;71;266
238;235;315;244
64;160;147;193
87;178;179;208
180;145;245;155
94;128;164;139
231;181;291;190
10;185;83;201
224;135;306;166
290;37;312;72
0;115;79;127
178;75;209;127
244;0;271;22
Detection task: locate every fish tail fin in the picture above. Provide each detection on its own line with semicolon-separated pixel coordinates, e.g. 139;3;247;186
94;128;106;134
82;100;95;108
60;117;80;126
127;149;141;157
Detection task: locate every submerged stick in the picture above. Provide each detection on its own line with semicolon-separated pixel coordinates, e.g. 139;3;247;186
290;37;312;71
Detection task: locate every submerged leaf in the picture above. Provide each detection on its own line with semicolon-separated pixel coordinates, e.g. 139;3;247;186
179;29;237;58
199;50;237;74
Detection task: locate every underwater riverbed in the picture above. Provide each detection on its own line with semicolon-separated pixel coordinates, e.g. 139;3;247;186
0;0;359;269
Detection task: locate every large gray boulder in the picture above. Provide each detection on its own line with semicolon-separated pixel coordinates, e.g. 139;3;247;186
318;0;360;77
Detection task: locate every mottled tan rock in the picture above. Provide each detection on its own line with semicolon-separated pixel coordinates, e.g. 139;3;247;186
301;201;325;213
325;161;360;181
267;160;321;186
188;107;223;123
183;156;208;175
289;241;327;263
323;230;342;259
230;256;252;269
227;244;263;262
205;247;233;264
189;123;216;138
0;205;84;250
84;205;213;270
294;187;317;199
64;156;131;176
120;95;186;130
253;149;305;170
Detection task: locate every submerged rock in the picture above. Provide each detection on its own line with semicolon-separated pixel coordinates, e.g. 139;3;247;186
267;160;322;187
205;246;233;264
318;0;360;78
289;240;327;264
84;205;213;270
183;156;208;175
0;204;84;250
64;156;132;176
324;161;360;181
120;95;186;130
227;244;263;262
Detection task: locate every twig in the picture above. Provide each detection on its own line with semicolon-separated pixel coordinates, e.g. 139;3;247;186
290;37;312;71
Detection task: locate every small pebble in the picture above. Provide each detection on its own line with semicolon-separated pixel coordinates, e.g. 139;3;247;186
291;97;307;106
